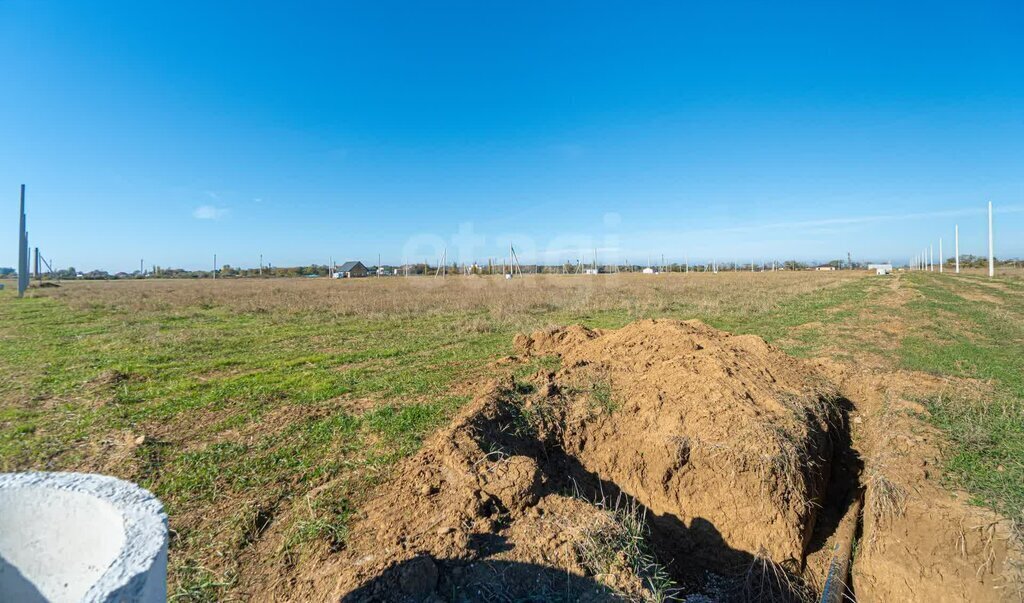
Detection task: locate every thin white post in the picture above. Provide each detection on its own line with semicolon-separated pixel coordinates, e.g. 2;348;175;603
988;201;994;278
939;239;943;273
955;225;959;274
929;244;933;272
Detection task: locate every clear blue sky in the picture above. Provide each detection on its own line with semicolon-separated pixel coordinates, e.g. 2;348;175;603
2;1;1022;271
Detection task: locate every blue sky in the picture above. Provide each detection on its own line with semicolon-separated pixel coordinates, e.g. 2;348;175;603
2;1;1022;271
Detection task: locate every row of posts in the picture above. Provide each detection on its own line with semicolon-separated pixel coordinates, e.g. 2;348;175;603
910;202;996;277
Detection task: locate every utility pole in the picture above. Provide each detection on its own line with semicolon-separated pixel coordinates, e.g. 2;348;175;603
213;254;217;280
939;239;943;273
988;201;994;278
847;251;852;270
18;185;28;297
259;254;263;277
954;225;959;274
929;244;933;272
435;249;447;278
140;259;144;276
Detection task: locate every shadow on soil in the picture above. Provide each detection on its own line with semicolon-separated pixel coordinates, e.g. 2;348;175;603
345;385;863;602
341;552;615;602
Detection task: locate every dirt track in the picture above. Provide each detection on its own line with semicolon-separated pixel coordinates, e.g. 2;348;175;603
245;318;1022;601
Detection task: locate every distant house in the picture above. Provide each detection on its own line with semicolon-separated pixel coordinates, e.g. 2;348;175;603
867;263;893;275
814;265;836;271
641;267;657;274
333;261;368;278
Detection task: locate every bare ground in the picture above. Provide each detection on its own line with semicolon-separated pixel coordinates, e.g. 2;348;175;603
246;314;1023;601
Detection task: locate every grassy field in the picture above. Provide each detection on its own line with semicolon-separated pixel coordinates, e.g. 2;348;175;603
1;270;1021;599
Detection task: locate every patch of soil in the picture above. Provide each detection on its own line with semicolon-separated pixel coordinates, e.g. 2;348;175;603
815;362;1024;602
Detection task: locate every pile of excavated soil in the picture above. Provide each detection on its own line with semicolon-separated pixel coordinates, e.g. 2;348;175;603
271;319;846;601
256;319;1022;602
514;320;842;573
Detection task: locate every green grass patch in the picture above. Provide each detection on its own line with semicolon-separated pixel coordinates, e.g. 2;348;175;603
0;275;905;598
902;273;1024;534
926;393;1024;533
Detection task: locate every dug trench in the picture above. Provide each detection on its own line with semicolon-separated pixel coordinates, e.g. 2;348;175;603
251;319;1022;602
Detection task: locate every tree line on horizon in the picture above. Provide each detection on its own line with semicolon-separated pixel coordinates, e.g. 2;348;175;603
1;254;1020;281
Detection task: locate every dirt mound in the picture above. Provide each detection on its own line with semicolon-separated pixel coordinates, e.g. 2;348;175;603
516;319;841;570
270;319;845;601
263;319;1021;602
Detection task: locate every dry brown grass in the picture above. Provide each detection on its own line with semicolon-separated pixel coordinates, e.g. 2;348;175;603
32;271;862;325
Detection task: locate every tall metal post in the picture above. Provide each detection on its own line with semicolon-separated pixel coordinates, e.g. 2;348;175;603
955;225;960;274
988;202;994;278
17;185;28;297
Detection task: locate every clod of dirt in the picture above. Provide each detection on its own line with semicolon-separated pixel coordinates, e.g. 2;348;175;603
478;455;542;513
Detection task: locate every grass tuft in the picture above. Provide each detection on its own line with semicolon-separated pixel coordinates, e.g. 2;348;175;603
574;493;681;603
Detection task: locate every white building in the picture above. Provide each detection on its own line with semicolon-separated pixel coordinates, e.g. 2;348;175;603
867;263;893;275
